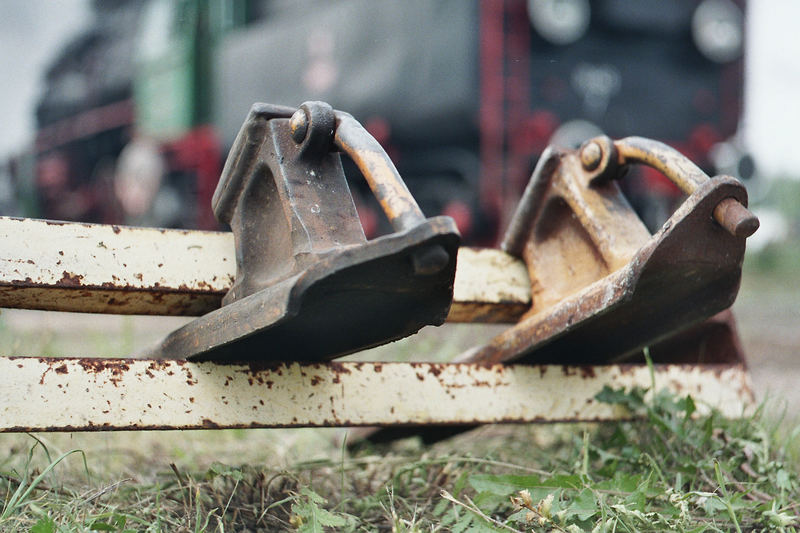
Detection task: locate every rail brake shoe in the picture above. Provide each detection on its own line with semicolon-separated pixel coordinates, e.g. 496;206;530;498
461;136;758;365
154;102;460;362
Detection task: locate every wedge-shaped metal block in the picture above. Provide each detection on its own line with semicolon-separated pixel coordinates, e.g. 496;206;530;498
154;102;460;362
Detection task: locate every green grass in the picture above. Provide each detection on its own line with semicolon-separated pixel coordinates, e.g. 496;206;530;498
0;385;797;532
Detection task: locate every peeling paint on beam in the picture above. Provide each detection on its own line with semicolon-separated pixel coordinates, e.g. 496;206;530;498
0;217;531;321
0;357;752;432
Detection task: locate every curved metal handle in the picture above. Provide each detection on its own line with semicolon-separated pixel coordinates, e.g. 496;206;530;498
581;136;759;239
288;102;449;275
332;113;427;233
287;102;427;233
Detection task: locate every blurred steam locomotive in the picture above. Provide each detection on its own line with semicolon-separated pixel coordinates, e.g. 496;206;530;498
32;0;751;242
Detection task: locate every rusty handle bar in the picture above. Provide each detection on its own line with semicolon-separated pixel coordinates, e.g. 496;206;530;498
287;102;448;274
610;136;758;239
333;112;426;233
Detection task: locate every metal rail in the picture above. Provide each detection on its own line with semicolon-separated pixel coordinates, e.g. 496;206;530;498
0;358;751;432
0;217;530;322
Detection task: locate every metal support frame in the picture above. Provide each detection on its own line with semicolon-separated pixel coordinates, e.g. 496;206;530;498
0;217;754;431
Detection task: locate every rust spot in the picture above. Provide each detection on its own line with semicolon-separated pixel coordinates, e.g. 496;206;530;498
58;251;64;256
328;361;351;375
616;364;637;376
189;397;195;403
373;363;383;373
415;372;425;381
54;364;68;375
428;364;443;377
112;225;121;234
58;271;84;287
77;359;132;387
310;375;322;386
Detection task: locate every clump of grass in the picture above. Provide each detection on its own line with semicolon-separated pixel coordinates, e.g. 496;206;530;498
437;386;800;532
0;386;798;531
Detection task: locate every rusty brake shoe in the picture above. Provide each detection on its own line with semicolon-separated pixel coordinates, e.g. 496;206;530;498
153;102;460;362
460;136;758;365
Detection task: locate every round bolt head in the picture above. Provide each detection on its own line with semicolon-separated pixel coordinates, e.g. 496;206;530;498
289;109;309;143
580;141;603;170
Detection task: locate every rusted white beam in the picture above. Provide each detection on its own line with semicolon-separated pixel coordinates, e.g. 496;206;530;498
0;217;530;322
0;357;751;432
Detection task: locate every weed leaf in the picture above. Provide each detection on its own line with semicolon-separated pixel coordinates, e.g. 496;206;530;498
31;516;56;533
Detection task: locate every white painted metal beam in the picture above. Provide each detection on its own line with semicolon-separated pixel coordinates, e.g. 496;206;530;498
0;217;530;322
0;357;752;432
